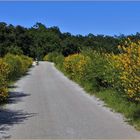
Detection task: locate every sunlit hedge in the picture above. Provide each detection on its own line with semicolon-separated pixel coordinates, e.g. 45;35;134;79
43;52;64;69
0;54;32;102
113;40;140;101
62;40;140;102
63;54;90;81
0;59;10;102
4;54;33;81
43;52;60;62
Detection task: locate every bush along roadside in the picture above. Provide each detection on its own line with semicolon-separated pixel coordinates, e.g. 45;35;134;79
44;39;140;130
43;52;64;70
0;53;33;103
0;59;10;102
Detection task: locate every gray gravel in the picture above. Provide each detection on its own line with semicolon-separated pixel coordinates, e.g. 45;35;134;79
0;61;140;139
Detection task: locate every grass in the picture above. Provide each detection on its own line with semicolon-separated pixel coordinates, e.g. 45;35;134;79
95;89;140;130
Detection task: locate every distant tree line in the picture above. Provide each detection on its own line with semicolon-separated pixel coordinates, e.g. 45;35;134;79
0;22;140;60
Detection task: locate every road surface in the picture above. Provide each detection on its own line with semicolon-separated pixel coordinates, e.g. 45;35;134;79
0;62;140;139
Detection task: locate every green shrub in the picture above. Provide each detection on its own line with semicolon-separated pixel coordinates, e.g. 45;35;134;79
0;87;9;102
81;51;110;91
54;54;64;69
43;52;64;69
43;54;48;61
43;52;60;62
4;54;22;80
63;53;90;83
0;54;32;103
0;59;10;102
17;55;33;74
4;53;32;81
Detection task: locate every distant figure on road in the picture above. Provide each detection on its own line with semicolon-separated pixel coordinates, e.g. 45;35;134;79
32;58;39;66
35;58;39;65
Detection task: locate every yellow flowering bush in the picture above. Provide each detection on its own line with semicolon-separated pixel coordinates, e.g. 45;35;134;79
4;54;33;81
64;54;90;81
0;59;10;102
17;55;33;74
0;54;32;103
50;39;140;102
114;40;140;101
103;53;122;89
102;39;140;101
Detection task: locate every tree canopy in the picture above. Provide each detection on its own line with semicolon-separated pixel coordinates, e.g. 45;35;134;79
0;22;139;60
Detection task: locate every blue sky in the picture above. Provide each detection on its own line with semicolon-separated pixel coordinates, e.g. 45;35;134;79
0;1;140;36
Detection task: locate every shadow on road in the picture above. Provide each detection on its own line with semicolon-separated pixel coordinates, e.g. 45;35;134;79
0;109;36;139
8;92;30;104
7;85;18;89
0;91;36;139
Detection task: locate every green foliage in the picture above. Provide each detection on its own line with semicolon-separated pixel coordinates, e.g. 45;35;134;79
43;52;61;62
0;54;32;103
62;51;111;91
4;54;22;80
1;21;140;60
81;50;109;91
96;89;140;130
43;54;48;61
54;54;64;69
63;46;140;102
0;22;121;59
63;54;90;82
44;52;64;70
0;59;10;102
6;45;23;55
0;88;9;102
4;53;32;81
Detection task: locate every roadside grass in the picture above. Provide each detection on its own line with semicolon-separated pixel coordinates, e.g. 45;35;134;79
83;82;140;130
81;80;140;130
94;89;140;130
83;81;140;131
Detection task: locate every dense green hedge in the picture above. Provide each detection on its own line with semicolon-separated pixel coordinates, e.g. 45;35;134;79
4;54;33;81
0;54;33;102
0;59;10;102
47;42;140;102
43;52;64;69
